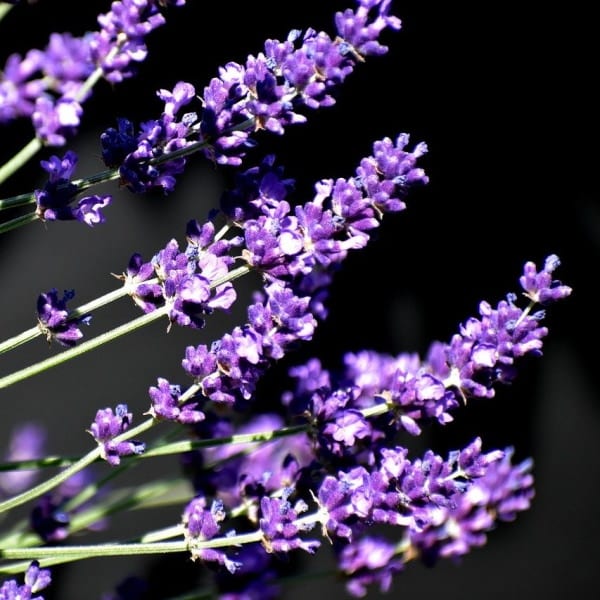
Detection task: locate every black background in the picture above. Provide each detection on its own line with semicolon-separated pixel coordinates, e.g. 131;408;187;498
1;1;598;598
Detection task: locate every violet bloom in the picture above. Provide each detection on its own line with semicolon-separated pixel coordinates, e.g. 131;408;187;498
408;447;535;566
0;561;52;600
36;288;91;347
147;377;205;424
0;33;92;130
100;0;404;182
101;81;198;194
181;282;316;406
259;489;320;554
34;151;112;226
338;536;404;598
183;496;241;574
0;423;46;497
519;254;572;305
316;440;504;542
0;560;52;600
90;0;183;84
88;404;145;466
238;135;428;282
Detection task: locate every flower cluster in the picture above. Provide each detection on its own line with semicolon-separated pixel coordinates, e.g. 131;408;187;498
0;0;186;145
0;1;574;599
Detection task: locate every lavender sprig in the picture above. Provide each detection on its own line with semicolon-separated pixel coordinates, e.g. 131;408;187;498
0;0;404;231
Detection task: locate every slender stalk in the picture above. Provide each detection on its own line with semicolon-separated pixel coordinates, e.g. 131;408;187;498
0;3;13;22
0;307;169;390
0;139;43;188
0;212;39;235
1;540;187;560
0;191;37;211
0;448;100;515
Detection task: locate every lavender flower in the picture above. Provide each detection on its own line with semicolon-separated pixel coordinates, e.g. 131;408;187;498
259;489;320;554
0;1;576;597
99;0;405;194
36;288;91;347
183;495;241;573
408;448;535;566
147;377;205;424
34;151;112;226
0;1;185;144
0;561;52;600
338;536;404;597
88;404;146;465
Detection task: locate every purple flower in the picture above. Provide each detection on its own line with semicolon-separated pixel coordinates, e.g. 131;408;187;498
147;377;205;424
90;0;181;84
0;423;46;497
519;254;572;305
32;94;83;146
36;288;91;347
100;0;405;177
259;489;320;554
338;536;404;597
34;151;112;225
0;561;52;600
88;404;145;465
407;447;534;565
183;496;241;573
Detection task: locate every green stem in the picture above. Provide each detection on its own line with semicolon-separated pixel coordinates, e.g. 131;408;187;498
141;424;308;458
1;540;187;560
0;139;42;188
0;449;100;515
0;3;13;22
0;192;37;211
0;307;168;390
0;212;39;235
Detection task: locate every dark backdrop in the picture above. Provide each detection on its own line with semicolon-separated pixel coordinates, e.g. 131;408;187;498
1;1;598;599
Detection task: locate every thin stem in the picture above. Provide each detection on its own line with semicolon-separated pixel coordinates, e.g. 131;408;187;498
0;3;13;22
0;448;100;515
1;540;187;560
0;192;37;211
0;212;39;235
0;307;169;390
0;139;42;188
141;424;308;458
